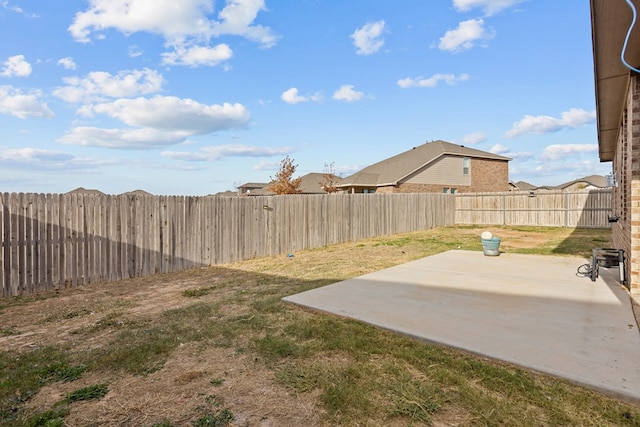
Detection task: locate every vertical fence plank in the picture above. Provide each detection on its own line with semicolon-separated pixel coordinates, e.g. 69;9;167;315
79;194;87;286
0;193;6;297
51;193;61;290
10;193;20;295
36;193;46;292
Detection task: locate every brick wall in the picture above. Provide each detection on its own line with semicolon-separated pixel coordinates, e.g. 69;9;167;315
470;158;510;192
631;75;640;292
612;110;630;286
613;74;640;292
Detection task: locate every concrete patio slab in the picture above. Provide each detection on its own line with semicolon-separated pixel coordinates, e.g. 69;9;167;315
282;250;640;403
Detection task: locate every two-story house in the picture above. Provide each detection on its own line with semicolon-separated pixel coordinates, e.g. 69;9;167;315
337;140;511;194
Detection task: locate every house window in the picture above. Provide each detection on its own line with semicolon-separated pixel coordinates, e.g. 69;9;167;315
463;157;470;175
443;188;456;194
442;188;449;193
363;188;376;194
450;188;457;194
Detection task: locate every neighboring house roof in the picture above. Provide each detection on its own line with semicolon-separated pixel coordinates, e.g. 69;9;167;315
511;181;537;191
238;182;269;189
212;190;238;197
337;140;511;188
66;187;106;195
123;189;153;196
557;175;607;189
247;186;273;195
523;175;608;191
237;182;270;195
591;0;640;161
300;172;342;194
244;173;342;195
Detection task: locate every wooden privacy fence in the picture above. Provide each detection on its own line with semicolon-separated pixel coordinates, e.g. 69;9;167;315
0;192;454;297
455;189;612;228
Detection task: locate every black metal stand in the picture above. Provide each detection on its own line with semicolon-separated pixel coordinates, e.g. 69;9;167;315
590;248;626;288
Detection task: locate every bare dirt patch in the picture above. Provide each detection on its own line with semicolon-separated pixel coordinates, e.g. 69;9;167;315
4;266;322;426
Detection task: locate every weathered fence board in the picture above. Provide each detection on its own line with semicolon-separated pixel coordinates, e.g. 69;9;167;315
455;190;612;228
0;192;455;297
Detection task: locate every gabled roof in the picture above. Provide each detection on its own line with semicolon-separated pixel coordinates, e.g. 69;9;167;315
123;189;153;196
337;140;511;188
66;187;106;195
212;190;238;197
511;180;537;191
238;182;269;189
299;172;342;194
557;174;607;189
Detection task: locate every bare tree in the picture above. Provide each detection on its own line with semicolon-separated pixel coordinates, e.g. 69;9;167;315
320;162;341;193
268;156;302;195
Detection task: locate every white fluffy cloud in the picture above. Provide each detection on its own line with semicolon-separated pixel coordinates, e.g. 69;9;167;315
162;144;293;161
209;0;277;46
490;143;509;154
0;86;54;118
281;87;322;104
489;143;532;160
459;131;487;145
397;73;470;88
57;57;77;70
281;88;305;104
53;68;165;103
252;159;280;170
351;20;386;55
505;108;596;138
161;43;232;66
80;96;249;134
439;19;494;52
1;54;32;77
332;85;364;102
0;148;105;171
60;96;250;149
540;144;598;161
453;0;525;16
0;148;72;162
68;0;278;62
58;127;188;149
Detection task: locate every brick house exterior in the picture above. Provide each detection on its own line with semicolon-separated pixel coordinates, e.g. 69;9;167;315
337;140;511;194
591;0;640;292
610;76;640;290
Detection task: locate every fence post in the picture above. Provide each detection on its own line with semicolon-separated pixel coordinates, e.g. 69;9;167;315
565;191;569;228
503;193;506;225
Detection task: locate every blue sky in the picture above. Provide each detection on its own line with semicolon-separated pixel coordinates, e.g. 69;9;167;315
0;0;610;195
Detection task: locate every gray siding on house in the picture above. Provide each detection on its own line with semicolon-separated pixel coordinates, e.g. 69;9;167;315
405;156;471;186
